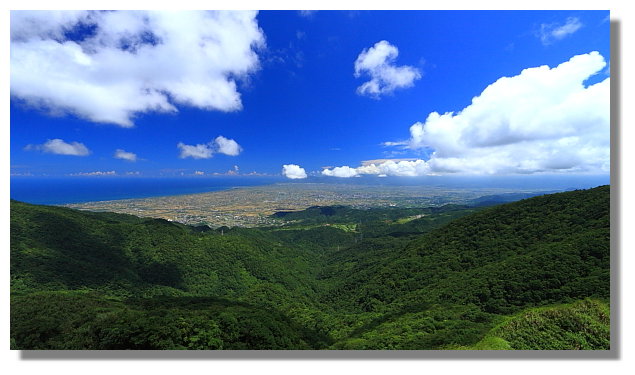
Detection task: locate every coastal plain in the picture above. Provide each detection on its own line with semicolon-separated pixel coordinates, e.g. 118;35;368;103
64;183;543;227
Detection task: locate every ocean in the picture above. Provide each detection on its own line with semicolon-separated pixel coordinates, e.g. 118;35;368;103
9;176;286;205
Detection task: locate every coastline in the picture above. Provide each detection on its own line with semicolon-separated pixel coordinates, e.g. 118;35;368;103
9;176;285;205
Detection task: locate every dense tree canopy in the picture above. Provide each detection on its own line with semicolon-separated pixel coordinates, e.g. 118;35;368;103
10;186;611;349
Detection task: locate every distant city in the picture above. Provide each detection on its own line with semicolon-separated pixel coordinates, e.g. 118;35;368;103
65;183;549;228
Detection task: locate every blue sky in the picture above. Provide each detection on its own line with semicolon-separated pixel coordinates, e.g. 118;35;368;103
10;10;610;179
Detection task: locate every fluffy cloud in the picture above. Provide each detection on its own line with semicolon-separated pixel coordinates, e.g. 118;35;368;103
282;164;307;179
322;159;430;178
25;138;90;156
382;52;609;175
321;165;360;178
354;40;421;97
177;136;242;159
538;17;583;45
10;10;265;127
114;149;137;161
214;136;242;156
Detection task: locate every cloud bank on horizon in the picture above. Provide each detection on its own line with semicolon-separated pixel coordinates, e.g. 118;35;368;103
10;10;265;127
324;51;610;177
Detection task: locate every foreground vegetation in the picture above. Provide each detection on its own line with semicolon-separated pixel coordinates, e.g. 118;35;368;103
10;186;610;349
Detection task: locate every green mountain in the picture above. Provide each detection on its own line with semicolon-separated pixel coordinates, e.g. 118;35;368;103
10;185;610;350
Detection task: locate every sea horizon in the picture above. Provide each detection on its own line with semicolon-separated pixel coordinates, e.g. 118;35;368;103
10;174;611;206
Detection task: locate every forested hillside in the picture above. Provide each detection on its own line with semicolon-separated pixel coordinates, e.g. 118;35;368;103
10;186;610;350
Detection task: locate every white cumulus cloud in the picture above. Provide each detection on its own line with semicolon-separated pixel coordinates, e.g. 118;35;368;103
214;135;242;156
10;10;265;127
382;51;609;175
323;159;431;178
354;40;421;98
537;17;583;45
282;164;307;179
177;136;242;159
321;166;360;178
25;138;90;156
114;149;137;161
